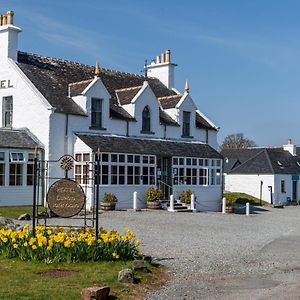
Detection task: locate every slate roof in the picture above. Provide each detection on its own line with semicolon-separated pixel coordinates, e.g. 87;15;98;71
76;134;223;158
159;110;179;127
196;112;217;131
0;129;40;149
221;148;300;175
158;95;182;109
17;52;176;120
115;86;143;105
69;79;94;97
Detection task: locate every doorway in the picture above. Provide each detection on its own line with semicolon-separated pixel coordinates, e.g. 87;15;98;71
292;181;298;201
157;157;172;199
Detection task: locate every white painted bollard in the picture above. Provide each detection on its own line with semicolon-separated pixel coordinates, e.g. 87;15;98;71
191;193;196;212
222;197;226;214
170;194;175;212
133;191;137;210
246;202;250;216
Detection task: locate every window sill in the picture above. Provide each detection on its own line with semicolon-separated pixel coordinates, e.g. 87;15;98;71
140;130;155;135
181;135;194;139
89;126;107;131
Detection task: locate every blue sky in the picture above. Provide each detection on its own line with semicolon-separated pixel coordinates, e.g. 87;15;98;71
1;0;300;146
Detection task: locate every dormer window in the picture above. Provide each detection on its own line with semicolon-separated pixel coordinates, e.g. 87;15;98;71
142;106;151;132
91;98;103;129
182;111;191;137
2;96;13;128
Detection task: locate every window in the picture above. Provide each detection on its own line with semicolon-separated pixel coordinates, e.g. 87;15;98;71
26;153;34;185
0;152;5;186
142;106;151;132
9;164;22;186
2;96;13;127
182;111;191;136
172;157;221;186
81;152;156;185
281;180;285;193
75;153;91;184
10;152;24;162
91;98;103;128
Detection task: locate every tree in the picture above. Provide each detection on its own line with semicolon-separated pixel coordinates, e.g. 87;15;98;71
221;133;257;149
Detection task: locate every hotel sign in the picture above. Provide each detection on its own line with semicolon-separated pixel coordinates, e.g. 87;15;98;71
47;179;86;218
0;80;13;89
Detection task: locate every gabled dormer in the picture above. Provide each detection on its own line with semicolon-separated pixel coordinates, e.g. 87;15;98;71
117;81;162;136
69;63;111;131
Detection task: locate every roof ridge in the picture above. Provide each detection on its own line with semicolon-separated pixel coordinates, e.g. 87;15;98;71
158;94;182;100
115;85;143;92
69;78;94;86
18;51;146;79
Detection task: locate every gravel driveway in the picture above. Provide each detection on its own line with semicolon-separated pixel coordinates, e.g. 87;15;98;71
29;206;300;299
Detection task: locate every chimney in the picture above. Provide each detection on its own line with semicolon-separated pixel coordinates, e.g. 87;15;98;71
146;49;177;89
0;10;22;62
283;138;297;156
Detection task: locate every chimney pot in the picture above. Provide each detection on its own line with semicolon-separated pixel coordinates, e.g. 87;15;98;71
165;49;171;63
6;11;14;25
288;138;292;145
0;15;3;26
156;55;160;64
161;52;165;63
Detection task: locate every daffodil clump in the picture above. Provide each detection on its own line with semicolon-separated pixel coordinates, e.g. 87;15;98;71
0;225;141;263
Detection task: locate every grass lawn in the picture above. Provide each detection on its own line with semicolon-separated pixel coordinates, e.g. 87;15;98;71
0;206;44;219
0;257;165;299
224;192;269;206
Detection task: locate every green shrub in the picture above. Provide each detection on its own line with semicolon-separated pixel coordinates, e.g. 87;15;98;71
102;193;118;203
145;187;163;202
179;189;192;204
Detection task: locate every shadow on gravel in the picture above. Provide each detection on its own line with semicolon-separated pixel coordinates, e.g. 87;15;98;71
233;204;269;215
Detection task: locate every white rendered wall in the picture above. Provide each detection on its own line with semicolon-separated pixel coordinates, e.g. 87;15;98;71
0;60;51;155
173;185;222;212
274;174;300;204
224;174;274;203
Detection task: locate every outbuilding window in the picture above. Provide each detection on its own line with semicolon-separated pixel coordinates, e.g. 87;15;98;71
281;180;286;193
142;106;151;132
2;96;13;128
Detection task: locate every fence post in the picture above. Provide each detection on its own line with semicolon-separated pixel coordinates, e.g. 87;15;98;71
169;194;175;212
222;197;226;214
191;193;196;212
133;191;137;210
246;202;250;216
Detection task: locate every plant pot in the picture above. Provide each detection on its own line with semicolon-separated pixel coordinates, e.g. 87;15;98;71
100;202;116;211
147;201;162;209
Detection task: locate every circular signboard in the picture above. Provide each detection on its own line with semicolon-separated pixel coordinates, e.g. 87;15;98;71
47;179;85;218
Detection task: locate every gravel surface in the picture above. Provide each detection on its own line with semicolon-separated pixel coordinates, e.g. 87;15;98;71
21;206;300;299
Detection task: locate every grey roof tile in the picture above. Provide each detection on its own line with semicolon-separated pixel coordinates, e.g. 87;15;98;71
76;134;223;158
0;129;40;149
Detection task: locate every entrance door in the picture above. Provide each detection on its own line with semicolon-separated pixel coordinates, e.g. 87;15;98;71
157;157;172;199
292;181;298;201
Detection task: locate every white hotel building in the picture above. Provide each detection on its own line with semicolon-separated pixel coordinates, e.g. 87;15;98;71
0;11;223;211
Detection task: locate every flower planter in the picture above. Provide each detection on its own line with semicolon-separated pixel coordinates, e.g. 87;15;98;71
100;202;116;211
147;201;162;209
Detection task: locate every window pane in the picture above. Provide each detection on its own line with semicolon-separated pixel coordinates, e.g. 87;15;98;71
102;153;109;162
83;153;90;161
111;154;117;162
135;155;140;163
128;155;133;163
119;154;125;162
75;154;82;161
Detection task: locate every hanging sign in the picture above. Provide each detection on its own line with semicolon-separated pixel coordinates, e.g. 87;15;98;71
47;179;85;218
